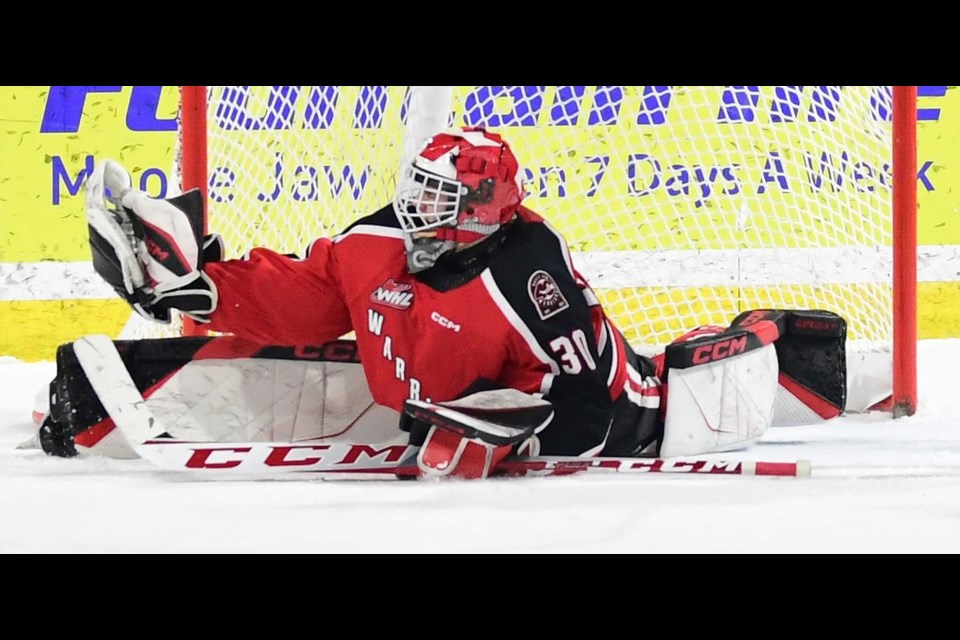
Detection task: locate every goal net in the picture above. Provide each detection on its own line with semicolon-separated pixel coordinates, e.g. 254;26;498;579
125;86;917;412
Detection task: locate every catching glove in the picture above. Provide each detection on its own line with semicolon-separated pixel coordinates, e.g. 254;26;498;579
85;159;220;324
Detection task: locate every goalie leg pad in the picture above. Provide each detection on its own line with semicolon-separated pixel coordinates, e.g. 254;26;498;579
660;342;779;457
41;335;402;459
729;309;847;426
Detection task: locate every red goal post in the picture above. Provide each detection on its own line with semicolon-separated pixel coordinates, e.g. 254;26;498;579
176;85;918;416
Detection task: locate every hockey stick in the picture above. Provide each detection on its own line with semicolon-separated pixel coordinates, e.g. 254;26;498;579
73;334;168;445
74;334;811;479
131;439;811;477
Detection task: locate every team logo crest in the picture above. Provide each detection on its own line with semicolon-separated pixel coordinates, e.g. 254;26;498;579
528;270;569;320
371;279;414;310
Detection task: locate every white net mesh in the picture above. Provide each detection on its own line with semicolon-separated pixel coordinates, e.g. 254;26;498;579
132;86;898;357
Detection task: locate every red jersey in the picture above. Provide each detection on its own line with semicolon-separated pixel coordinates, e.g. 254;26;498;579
204;205;659;456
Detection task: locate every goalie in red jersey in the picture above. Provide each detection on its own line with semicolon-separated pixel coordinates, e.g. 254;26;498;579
41;127;849;479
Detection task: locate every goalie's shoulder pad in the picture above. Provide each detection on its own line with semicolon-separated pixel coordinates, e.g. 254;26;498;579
401;389;554;447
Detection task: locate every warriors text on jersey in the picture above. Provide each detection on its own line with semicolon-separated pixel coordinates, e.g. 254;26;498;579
204;205;661;456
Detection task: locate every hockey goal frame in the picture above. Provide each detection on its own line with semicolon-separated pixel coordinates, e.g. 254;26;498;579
177;85;918;417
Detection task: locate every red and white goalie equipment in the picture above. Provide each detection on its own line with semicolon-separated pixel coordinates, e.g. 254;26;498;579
655;309;847;457
34;338;404;460
34;310;846;467
33;126;854;479
32;324;851;474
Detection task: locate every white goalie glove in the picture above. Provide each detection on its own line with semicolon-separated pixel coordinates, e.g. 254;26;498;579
85;159;221;324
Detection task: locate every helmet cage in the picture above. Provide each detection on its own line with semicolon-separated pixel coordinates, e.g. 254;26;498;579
394;165;465;233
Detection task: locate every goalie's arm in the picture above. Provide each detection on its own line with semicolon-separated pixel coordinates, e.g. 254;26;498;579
203;244;353;345
85;159;353;345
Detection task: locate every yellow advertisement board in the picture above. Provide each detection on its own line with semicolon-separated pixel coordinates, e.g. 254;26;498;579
1;86;959;361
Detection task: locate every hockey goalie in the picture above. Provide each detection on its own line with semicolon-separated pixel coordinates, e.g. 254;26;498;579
35;127;850;480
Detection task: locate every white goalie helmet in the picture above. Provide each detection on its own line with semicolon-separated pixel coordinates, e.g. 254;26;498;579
393;126;525;272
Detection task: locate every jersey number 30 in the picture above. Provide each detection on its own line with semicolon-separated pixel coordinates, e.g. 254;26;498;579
549;329;598;374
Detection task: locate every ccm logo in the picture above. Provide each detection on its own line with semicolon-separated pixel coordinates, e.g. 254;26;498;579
183;444;410;469
692;335;748;364
431;311;461;333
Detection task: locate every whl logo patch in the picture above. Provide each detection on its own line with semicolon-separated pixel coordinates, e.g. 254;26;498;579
371;279;414;310
528;270;569;320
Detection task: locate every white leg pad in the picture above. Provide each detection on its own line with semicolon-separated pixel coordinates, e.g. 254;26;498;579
845;349;893;412
76;356;403;459
660;343;779;457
